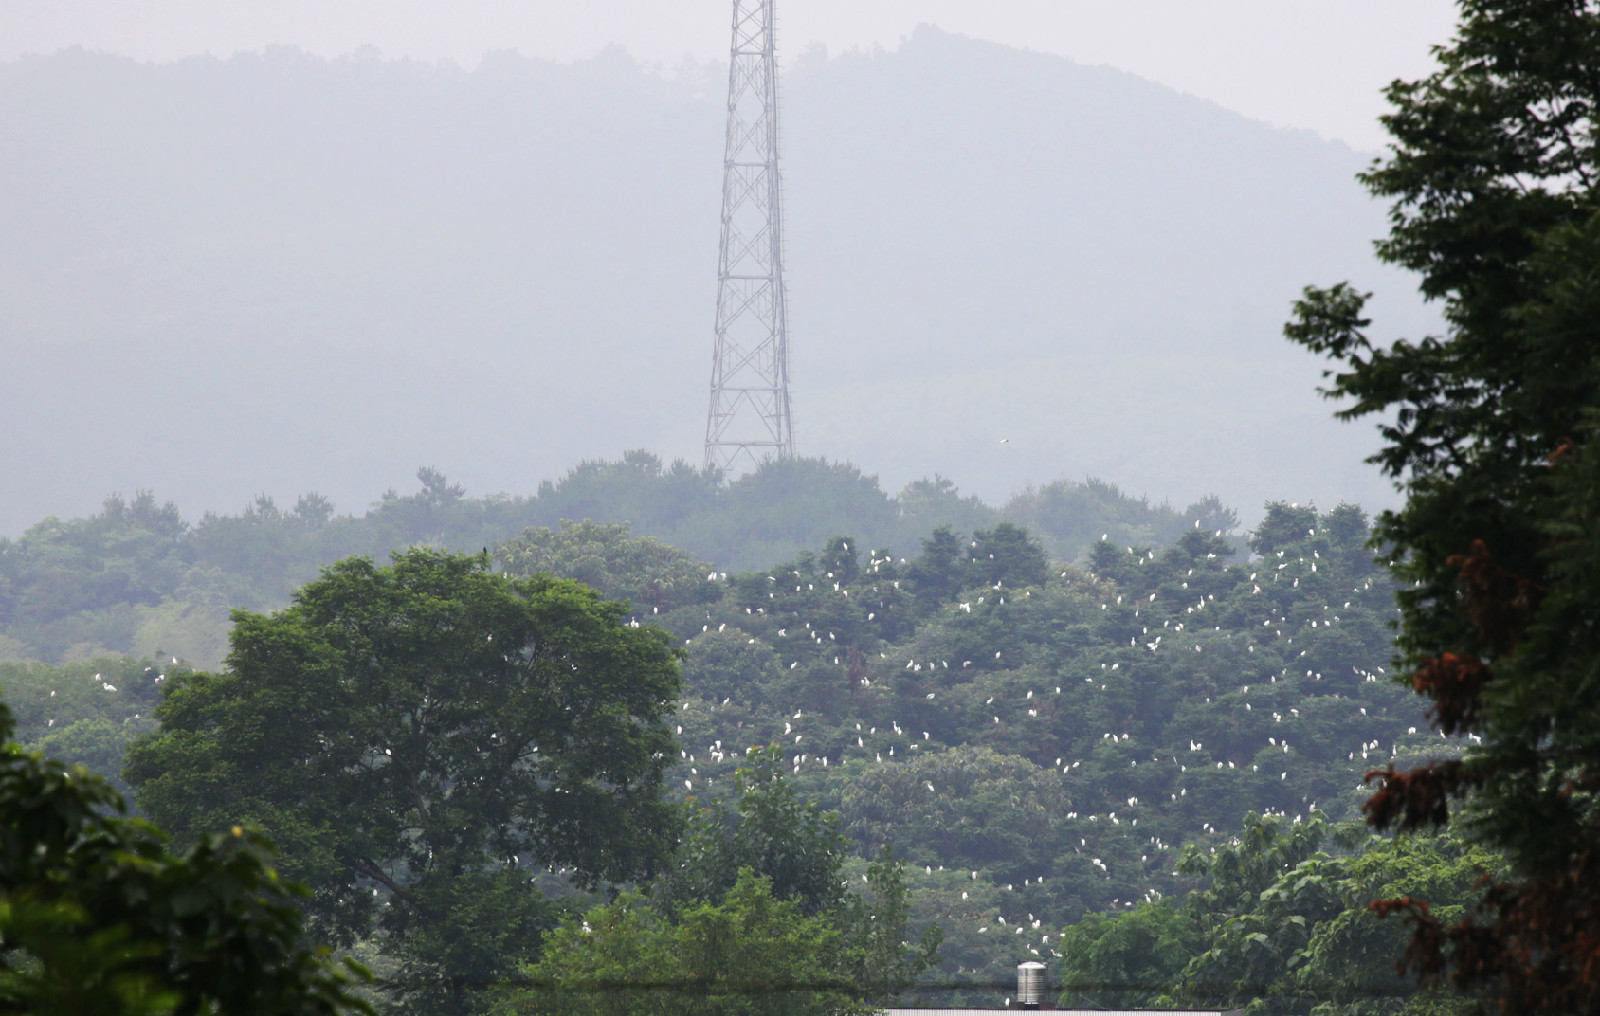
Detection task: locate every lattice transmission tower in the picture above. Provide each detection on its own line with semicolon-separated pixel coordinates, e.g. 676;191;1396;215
704;0;793;472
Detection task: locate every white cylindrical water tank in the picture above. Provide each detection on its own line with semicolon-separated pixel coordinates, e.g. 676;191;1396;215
1017;960;1047;1009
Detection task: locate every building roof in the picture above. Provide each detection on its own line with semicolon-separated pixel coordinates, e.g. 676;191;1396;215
883;1010;1243;1016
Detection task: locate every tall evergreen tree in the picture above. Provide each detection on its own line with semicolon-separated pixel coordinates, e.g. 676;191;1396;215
1285;2;1600;1009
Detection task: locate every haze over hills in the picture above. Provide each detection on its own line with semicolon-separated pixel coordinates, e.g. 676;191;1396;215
0;27;1433;535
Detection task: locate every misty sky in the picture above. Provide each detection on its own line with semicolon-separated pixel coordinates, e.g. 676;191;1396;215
7;0;1460;152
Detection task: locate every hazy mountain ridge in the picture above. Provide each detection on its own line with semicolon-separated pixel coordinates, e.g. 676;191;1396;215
0;28;1426;535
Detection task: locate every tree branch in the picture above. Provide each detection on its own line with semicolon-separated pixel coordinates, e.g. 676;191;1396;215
355;856;409;898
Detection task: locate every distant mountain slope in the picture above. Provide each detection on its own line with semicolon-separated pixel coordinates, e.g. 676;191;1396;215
0;31;1426;534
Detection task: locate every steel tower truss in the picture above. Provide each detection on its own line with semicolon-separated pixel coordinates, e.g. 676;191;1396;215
704;0;793;472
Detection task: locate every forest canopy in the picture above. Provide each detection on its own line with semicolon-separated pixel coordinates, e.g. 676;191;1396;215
0;458;1233;668
1;489;1471;1013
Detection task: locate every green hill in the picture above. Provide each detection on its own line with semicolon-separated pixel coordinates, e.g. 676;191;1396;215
0;462;1451;1001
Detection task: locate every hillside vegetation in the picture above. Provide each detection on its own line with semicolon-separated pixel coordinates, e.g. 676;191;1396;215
0;469;1466;1008
0;455;1232;667
572;502;1456;999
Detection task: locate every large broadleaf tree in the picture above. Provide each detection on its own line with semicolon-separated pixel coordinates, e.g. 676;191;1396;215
125;549;684;1015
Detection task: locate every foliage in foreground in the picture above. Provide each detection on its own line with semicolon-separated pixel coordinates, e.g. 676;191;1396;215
123;549;684;1016
499;751;938;1016
0;697;369;1015
1284;0;1600;1010
501;872;862;1016
1056;811;1500;1016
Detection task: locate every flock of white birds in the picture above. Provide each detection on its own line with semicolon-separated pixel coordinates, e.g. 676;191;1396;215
46;529;1451;980
627;533;1458;973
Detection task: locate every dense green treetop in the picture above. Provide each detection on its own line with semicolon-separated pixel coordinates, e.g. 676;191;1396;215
0;695;369;1015
497;520;721;614
1056;811;1501;1016
839;744;1074;873
500;872;862;1016
498;757;936;1016
123;549;683;1016
0;456;1233;667
654;747;850;919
